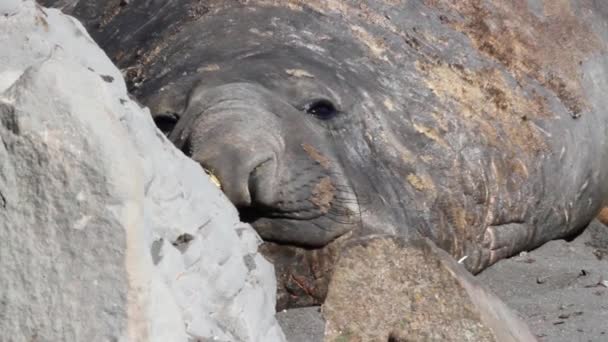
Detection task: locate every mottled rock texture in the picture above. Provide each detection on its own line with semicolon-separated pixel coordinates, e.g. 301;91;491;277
322;236;536;342
0;2;285;341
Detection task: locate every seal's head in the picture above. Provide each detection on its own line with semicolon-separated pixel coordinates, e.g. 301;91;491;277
170;81;360;246
144;0;441;253
155;5;407;247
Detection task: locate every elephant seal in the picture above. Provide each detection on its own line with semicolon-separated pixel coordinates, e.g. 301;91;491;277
47;0;608;307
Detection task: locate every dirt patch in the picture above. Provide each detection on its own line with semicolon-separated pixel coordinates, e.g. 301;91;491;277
310;177;336;213
426;0;603;117
406;173;435;194
302;143;332;169
596;207;608;225
413;122;449;148
418;60;549;155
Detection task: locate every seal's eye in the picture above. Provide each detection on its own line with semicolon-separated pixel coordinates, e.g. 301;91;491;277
304;99;338;120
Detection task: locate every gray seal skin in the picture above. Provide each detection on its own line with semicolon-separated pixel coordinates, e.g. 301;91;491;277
48;0;608;306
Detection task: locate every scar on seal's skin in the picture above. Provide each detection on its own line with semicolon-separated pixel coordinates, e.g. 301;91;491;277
197;64;220;72
310;177;336;213
285;69;315;78
302;143;331;169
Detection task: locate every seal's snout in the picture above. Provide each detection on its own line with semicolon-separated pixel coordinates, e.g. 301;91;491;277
193;142;277;209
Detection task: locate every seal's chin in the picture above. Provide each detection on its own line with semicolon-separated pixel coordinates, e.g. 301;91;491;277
237;210;347;247
233;177;359;247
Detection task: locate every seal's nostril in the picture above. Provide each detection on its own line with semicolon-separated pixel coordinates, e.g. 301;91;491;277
196;151;276;211
236;158;276;223
247;157;275;205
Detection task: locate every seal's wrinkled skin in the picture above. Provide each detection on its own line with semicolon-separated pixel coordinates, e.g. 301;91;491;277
47;0;608;308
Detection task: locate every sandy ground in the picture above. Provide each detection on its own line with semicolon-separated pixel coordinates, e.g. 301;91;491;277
478;220;608;342
277;306;325;341
277;220;608;341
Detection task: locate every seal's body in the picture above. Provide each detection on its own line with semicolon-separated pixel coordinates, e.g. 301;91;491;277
49;0;608;280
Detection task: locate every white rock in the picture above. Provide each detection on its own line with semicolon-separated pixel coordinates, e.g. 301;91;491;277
0;1;285;341
0;0;21;16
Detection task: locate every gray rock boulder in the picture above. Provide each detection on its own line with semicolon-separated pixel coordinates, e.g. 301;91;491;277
322;236;536;341
0;1;285;341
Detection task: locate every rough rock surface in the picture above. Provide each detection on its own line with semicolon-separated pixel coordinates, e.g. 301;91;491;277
322;236;536;341
276;307;325;342
0;2;285;341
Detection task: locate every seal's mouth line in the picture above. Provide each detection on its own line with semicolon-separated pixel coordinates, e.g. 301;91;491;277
237;206;324;223
238;207;262;224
